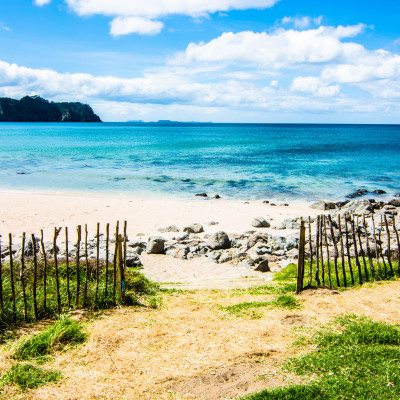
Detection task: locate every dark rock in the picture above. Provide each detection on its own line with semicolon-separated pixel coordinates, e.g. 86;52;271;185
195;193;208;197
207;231;231;250
389;199;400;207
214;194;221;199
251;216;271;228
336;200;350;208
248;233;268;249
146;236;165;254
395;193;400;198
263;200;269;204
373;190;386;194
254;259;270;272
346;189;368;199
183;223;204;234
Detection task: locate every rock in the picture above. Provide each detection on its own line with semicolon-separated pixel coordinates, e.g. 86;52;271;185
158;225;180;233
207;221;219;226
395;193;400;198
208;250;222;262
195;193;208;197
214;194;221;199
207;231;231;250
340;199;372;215
254;259;270;272
389;199;400;207
25;238;40;256
279;218;301;230
251;216;271;228
373;190;386;194
183;223;204;234
310;200;336;210
237;260;254;269
126;254;141;268
263;200;269;204
174;247;189;260
219;251;233;263
247;249;264;263
285;234;299;250
146;236;165;254
346;189;368;199
176;231;190;241
247;233;268;249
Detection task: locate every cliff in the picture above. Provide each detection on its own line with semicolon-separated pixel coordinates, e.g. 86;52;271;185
0;96;102;122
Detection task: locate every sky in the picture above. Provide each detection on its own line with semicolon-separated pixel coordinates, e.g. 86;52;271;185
0;0;400;123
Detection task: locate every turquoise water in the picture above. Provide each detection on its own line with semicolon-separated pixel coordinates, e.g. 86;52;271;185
0;122;399;201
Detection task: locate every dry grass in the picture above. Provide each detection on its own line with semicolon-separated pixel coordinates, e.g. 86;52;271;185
1;280;400;399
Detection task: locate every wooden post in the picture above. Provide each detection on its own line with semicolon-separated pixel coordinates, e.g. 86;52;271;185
9;234;17;323
116;234;124;301
392;213;400;274
356;216;369;282
344;217;355;285
363;215;375;280
113;222;119;303
315;215;321;286
328;215;340;287
384;214;394;276
83;224;89;307
40;229;48;313
320;216;325;287
308;217;314;286
105;223;109;299
371;215;383;280
65;227;71;309
54;228;62;315
337;215;347;287
296;219;306;294
31;233;38;321
95;222;100;304
20;233;28;321
323;216;332;288
379;215;388;278
122;221;127;303
351;217;363;285
76;225;81;307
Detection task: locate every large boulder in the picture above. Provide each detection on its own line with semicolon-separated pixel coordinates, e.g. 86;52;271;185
389;199;400;207
251;216;271;228
207;231;231;250
254;259;270;272
341;199;372;215
279;218;301;230
146;236;165;254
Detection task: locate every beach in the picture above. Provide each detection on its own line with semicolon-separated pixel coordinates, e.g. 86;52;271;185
0;191;323;287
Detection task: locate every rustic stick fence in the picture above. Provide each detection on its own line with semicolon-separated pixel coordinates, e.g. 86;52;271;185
296;212;400;293
0;221;128;324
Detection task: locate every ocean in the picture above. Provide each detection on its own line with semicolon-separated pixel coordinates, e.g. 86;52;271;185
0;122;399;201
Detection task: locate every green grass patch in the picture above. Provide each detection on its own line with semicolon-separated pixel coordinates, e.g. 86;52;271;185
12;315;87;361
220;295;302;317
0;363;62;390
231;283;297;297
241;315;400;400
273;263;298;282
0;260;160;325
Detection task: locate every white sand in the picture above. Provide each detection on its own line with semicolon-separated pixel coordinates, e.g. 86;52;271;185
0;191;322;287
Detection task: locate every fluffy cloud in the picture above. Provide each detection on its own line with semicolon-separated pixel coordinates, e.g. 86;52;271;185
110;17;164;36
35;0;279;36
176;25;367;68
281;15;323;29
291;77;340;97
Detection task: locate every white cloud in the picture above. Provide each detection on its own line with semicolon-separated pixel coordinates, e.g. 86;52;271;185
176;25;367;68
34;0;52;5
110;17;164;36
280;15;323;29
291;76;340;97
59;0;279;36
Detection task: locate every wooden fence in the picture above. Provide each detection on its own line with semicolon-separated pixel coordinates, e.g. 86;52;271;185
0;222;128;324
296;213;400;293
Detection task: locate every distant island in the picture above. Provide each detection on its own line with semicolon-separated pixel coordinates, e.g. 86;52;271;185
0;96;102;122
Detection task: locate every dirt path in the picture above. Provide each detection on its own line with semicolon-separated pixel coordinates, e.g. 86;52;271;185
2;281;400;399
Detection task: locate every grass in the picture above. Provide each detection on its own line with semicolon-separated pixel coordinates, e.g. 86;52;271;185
0;363;62;390
12;315;87;361
241;315;400;399
0;260;160;326
220;295;302;318
231;283;297;297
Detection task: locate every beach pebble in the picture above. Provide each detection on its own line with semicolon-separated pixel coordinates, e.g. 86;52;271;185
183;223;204;234
251;216;271;228
207;221;219;226
389;199;400;207
146;236;165;254
207;231;231;250
254;259;270;272
195;193;208;197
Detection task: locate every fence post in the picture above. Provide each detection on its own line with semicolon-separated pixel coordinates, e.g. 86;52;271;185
0;235;3;318
116;234;125;302
296;219;306;294
20;233;28;321
31;233;38;321
9;234;17;323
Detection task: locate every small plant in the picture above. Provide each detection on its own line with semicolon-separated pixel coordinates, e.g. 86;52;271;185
12;315;87;360
0;363;62;390
269;295;301;310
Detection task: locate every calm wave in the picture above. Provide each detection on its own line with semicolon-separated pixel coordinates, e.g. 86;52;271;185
0;122;399;201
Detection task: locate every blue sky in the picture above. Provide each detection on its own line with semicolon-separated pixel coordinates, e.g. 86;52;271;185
0;0;400;122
